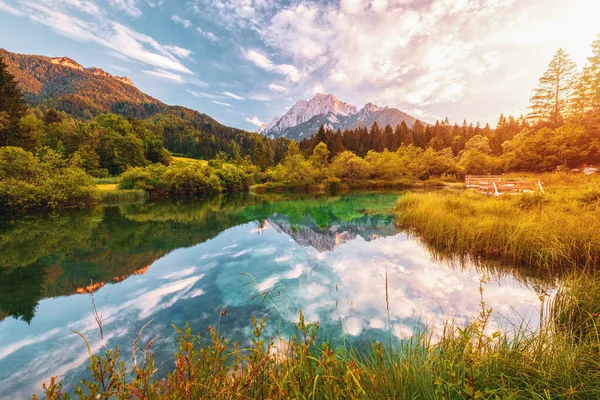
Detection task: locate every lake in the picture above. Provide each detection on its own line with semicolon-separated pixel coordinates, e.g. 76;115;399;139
0;192;554;399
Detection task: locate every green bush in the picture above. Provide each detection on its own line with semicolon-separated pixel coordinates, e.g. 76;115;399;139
119;163;224;198
0;147;98;211
214;163;249;191
119;164;167;190
162;163;222;196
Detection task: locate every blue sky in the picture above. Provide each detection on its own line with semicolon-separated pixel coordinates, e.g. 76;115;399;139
0;0;598;131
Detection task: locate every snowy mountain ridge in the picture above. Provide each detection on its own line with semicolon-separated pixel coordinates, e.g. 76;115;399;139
261;94;418;141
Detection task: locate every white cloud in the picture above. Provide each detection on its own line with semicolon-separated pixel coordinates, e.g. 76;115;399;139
245;115;264;127
171;15;191;28
243;49;301;82
145;0;163;6
187;90;223;99
0;0;24;15
213;100;232;106
142;69;184;82
108;0;142;18
268;83;286;92
222;91;244;100
197;26;219;42
163;45;193;59
17;3;194;75
248;92;272;102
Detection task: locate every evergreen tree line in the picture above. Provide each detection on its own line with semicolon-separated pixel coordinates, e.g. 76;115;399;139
296;35;600;174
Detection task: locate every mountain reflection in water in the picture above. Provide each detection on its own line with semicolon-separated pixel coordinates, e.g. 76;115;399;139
0;192;554;399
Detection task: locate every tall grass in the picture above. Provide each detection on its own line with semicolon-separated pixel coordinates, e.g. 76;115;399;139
395;174;600;271
92;177;120;185
34;274;600;399
98;189;148;204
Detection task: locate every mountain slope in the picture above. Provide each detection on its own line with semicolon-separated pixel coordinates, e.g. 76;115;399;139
263;94;419;141
1;49;291;165
1;49;166;118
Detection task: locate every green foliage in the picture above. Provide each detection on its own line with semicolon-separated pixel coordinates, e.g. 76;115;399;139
0;146;98;211
0;54;28;146
119;162;249;197
213;163;249;191
502;125;600;171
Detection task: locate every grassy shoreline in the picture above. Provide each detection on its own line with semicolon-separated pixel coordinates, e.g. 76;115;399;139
35;275;600;399
30;173;600;399
251;178;463;193
395;173;600;271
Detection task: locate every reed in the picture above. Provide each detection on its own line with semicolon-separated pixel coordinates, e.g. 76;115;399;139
33;273;600;400
395;174;600;271
98;189;148;204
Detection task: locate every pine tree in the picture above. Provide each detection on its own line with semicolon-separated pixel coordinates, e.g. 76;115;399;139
528;48;577;124
0;55;27;146
577;35;600;119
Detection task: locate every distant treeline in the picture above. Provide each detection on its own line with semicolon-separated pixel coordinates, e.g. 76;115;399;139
295;36;600;174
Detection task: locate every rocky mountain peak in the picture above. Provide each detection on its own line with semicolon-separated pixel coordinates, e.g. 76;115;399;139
87;67;134;86
362;102;384;113
49;57;84;71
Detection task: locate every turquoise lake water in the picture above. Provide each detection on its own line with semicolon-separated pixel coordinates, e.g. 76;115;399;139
0;192;552;399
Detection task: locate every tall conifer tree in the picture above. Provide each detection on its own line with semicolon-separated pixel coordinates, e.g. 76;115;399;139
528;48;577;124
0;55;27;146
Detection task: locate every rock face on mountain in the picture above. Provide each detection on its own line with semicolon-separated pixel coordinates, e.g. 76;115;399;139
268;214;398;252
263;94;419;141
0;48;162;118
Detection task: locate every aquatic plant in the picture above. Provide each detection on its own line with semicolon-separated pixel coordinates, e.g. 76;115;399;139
34;275;600;399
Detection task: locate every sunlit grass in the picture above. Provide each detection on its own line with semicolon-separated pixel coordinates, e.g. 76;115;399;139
98;189;148;204
395;173;600;271
35;273;600;399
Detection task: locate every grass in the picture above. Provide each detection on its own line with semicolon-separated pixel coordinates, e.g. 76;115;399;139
252;177;464;193
395;173;600;271
35;274;600;399
97;187;148;204
172;156;209;166
92;177;120;185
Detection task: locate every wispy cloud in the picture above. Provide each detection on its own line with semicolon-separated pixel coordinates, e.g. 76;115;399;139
197;26;219;43
245;115;264;127
171;14;191;28
222;91;244;100
0;0;24;15
142;69;184;82
15;2;193;75
268;83;286;92
248;93;272;102
212;100;232;106
243;49;300;82
108;0;142;18
187;90;223;99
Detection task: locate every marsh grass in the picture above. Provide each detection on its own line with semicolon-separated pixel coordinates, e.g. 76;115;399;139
34;273;600;400
92;177;120;185
395;173;600;271
98;189;148;204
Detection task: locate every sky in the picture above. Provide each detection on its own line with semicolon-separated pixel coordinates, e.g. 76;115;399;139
0;0;598;131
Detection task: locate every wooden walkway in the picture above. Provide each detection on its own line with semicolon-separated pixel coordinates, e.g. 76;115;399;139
465;175;543;196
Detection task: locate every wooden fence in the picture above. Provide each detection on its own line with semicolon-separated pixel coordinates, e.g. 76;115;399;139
465;175;543;196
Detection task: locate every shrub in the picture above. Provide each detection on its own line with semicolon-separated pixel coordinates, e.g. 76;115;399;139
214;163;249;191
0;147;98;211
119;164;167;190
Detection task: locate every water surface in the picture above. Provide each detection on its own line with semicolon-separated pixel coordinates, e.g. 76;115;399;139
0;192;552;399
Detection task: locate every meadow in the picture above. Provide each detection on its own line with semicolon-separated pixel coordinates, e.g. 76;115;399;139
395;173;600;271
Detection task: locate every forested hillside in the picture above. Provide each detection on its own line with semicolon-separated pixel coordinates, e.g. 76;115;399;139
0;49;291;166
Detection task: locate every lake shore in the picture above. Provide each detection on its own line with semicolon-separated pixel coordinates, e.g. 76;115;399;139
395;173;600;271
